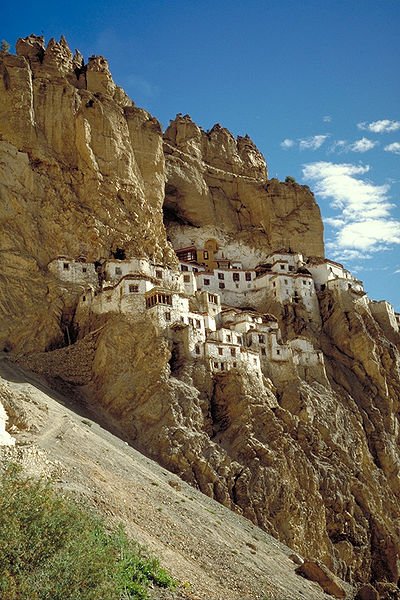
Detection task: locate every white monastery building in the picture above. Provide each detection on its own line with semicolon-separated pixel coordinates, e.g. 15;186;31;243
48;239;397;383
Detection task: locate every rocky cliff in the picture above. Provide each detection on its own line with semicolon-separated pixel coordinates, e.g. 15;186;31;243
1;35;400;599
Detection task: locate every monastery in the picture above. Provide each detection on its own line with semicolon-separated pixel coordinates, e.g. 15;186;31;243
48;239;399;385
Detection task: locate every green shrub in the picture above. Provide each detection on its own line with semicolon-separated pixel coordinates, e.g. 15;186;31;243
285;175;296;184
0;463;176;599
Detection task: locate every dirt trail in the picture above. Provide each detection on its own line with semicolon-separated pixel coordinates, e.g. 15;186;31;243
0;355;349;600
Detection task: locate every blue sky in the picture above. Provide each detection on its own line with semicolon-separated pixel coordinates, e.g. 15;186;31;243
3;0;399;309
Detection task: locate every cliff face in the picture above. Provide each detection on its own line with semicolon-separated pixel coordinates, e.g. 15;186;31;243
1;36;400;599
164;114;324;258
0;35;173;352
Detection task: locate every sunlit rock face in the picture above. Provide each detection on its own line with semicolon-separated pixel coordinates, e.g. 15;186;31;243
2;36;400;597
163;114;324;258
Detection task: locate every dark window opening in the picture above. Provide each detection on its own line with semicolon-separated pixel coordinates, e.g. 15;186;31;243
113;248;126;260
245;272;252;281
129;284;139;293
204;278;210;286
115;267;122;275
181;264;189;271
165;311;171;321
218;272;224;280
219;282;225;289
183;275;191;283
218;348;223;356
63;262;69;270
82;267;87;273
156;270;163;279
195;345;200;355
233;272;240;282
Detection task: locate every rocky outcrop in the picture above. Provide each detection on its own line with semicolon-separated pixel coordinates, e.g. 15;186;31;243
0;35;174;352
163;114;324;258
1;35;400;598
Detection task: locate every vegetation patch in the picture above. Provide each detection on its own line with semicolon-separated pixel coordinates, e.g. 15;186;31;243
0;463;176;599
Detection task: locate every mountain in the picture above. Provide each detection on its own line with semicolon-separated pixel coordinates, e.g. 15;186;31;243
1;35;400;599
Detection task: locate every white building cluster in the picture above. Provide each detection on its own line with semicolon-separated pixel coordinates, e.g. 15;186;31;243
47;241;397;383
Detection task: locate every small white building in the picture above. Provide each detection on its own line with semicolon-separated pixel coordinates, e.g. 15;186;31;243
103;258;183;293
204;339;262;376
48;256;98;286
307;258;364;294
266;251;305;274
0;402;15;446
194;268;256;296
369;300;399;334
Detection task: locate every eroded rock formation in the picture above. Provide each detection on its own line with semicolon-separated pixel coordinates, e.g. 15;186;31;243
1;35;400;598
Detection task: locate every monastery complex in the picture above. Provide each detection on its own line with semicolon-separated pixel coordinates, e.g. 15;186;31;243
48;239;400;387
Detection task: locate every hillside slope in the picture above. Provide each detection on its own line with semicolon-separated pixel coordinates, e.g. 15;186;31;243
0;354;344;600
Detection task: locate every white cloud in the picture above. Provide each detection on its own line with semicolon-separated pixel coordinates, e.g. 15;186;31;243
299;135;328;151
323;115;332;123
357;119;400;133
302;161;400;255
280;138;295;149
384;142;400;155
337;220;400;249
329;138;377;154
348;138;377;153
394;269;400;274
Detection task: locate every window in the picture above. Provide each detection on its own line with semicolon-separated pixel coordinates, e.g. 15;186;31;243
189;317;194;326
181;264;189;271
261;347;266;356
214;362;219;369
195;345;200;355
203;251;209;259
288;265;294;272
204;278;210;286
253;358;257;364
258;334;265;344
227;334;231;342
237;336;242;345
233;272;240;282
115;267;122;275
63;262;69;270
230;348;236;357
145;292;172;308
180;316;185;323
106;296;112;303
193;267;198;272
218;348;223;356
129;284;139;293
165;311;171;321
245;272;252;281
219;282;225;289
218;272;224;280
220;363;225;371
280;264;285;270
82;296;86;302
303;280;307;285
284;279;288;284
195;319;201;329
183;275;191;283
156;270;162;279
233;362;237;368
82;267;87;273
276;349;280;356
208;294;218;304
